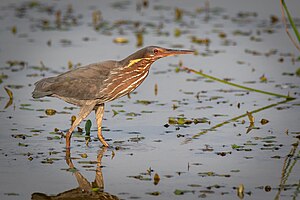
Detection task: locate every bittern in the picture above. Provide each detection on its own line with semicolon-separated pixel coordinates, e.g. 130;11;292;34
32;46;193;148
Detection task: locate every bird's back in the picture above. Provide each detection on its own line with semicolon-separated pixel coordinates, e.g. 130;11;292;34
32;60;119;102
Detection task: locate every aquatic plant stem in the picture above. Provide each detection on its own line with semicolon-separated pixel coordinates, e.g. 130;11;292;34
181;66;295;100
184;98;294;142
280;0;300;51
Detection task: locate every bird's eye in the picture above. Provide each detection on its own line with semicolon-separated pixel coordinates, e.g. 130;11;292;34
153;48;159;54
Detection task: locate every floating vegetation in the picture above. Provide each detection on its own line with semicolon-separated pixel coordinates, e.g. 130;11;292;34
4;87;13;109
113;37;129;44
12;134;32;139
136;32;143;47
260;118;269;125
45;109;56;116
191;36;211;45
168;117;209;125
153;173;160;185
18;142;29;147
181;66;295;100
198;171;231;177
174;189;194;195
146;191;161;196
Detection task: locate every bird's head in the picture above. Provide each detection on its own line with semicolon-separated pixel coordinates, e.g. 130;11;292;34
121;46;194;67
142;46;194;60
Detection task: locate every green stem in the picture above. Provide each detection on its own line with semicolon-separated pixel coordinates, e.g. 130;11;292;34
182;66;295;100
184;98;294;141
282;0;300;43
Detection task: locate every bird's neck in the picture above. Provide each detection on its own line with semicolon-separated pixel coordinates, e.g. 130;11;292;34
120;57;154;70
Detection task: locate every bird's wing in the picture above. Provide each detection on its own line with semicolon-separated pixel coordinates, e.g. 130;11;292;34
33;61;118;100
47;78;106;100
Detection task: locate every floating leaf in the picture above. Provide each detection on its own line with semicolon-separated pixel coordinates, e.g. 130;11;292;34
45;109;56;116
296;68;300;77
111;150;115;159
153;173;160;185
126;112;140;117
41;159;54;164
174;189;193;195
147;191;160;196
260;74;268;82
128;175;151;181
231;144;241;149
4;87;13;98
237;184;244;199
113;37;129;44
175;8;183;21
174;28;181;37
18;142;28;147
4;193;19;196
265;185;271;192
68;60;73;69
260;118;269;125
177;117;185;125
154;83;158;96
191;36;210;45
136;32;143;47
168;117;177;124
78;160;98;164
71;115;76;125
4;87;13;109
198;171;214;177
135;100;153;105
80;153;88;158
12;134;31;139
11;26;17;34
112;109;119;117
188;184;202;187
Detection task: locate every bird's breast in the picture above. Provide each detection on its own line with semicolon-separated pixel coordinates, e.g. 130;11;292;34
99;64;151;102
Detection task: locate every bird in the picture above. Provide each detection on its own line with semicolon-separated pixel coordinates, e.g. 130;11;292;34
32;46;194;149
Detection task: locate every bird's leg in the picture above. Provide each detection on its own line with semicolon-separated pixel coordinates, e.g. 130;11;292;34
66;103;96;149
95;103;109;147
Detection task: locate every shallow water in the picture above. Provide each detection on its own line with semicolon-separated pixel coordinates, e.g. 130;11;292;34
0;0;300;199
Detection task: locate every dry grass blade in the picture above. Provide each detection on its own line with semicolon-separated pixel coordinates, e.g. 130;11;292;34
246;111;254;123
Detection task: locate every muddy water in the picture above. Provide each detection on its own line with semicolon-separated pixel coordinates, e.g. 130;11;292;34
0;0;299;199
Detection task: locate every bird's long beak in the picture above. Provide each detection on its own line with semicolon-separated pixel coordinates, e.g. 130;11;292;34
162;48;194;57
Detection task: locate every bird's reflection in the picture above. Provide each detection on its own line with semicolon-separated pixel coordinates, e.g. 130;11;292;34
32;147;119;200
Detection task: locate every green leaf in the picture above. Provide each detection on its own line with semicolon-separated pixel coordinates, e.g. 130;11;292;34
231;144;241;149
177;117;186;125
112;109;119;116
135;100;153;105
147;191;161;196
18;142;28;147
296;68;300;77
85;120;92;136
174;189;193;195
